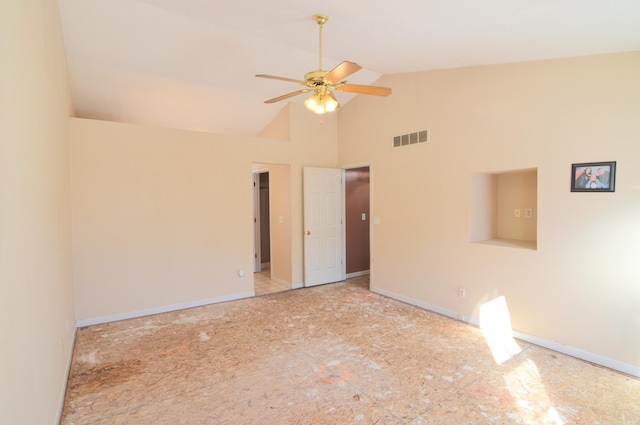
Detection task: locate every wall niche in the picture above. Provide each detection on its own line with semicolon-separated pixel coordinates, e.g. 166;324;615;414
469;168;537;250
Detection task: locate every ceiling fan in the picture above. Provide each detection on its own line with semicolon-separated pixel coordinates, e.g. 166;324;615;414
256;14;392;114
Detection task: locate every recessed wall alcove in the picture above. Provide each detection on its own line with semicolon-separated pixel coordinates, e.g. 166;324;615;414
469;168;537;250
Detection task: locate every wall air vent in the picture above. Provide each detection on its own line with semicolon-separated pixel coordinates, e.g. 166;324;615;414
393;129;429;148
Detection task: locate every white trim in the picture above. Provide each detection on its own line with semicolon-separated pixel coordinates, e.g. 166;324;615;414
346;270;370;279
510;329;640;378
77;291;255;327
371;285;639;378
292;282;304;289
372;285;471;323
270;275;292;288
341;161;373;170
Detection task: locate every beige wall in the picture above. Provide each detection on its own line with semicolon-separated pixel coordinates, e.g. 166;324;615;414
70;106;337;322
338;52;640;372
0;0;75;423
258;104;291;141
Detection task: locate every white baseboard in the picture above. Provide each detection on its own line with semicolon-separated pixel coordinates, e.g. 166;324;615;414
372;285;470;323
346;270;370;279
371;286;639;378
292;282;304;289
510;329;640;378
270;275;292;288
77;291;255;327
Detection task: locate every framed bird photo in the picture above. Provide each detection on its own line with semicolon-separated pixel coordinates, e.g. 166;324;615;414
571;161;616;192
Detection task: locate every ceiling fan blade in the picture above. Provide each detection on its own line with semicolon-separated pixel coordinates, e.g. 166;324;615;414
323;61;362;83
256;74;307;85
264;89;310;104
336;83;392;97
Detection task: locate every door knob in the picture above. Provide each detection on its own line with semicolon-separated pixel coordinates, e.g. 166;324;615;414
305;231;311;235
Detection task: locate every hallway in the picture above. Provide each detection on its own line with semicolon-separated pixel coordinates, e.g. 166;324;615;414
253;266;290;296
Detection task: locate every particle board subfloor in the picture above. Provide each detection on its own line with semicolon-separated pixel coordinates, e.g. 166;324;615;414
60;277;639;424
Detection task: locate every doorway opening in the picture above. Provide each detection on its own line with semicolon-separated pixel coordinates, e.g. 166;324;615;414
254;171;271;272
252;164;293;296
344;166;371;279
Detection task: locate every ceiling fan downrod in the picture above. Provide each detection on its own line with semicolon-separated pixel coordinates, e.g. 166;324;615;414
314;14;328;71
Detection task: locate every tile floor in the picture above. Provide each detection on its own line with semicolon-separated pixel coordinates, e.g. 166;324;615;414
60;277;640;424
254;266;290;296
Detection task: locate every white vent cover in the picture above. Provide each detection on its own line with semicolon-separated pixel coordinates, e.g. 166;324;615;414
393;129;429;147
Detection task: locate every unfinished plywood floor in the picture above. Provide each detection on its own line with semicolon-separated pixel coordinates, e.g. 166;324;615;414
61;277;639;424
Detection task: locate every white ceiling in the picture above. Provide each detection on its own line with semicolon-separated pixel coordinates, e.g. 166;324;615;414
58;0;640;137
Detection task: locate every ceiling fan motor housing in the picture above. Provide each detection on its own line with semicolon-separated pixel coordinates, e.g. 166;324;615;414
304;70;329;85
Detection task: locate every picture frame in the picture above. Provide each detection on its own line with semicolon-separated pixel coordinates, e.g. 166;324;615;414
571;161;616;192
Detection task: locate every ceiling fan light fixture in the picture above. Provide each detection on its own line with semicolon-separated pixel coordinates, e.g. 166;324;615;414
325;96;339;112
304;93;339;114
304;93;320;111
256;14;391;111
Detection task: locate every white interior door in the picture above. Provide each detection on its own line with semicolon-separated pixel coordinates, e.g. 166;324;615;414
303;167;344;286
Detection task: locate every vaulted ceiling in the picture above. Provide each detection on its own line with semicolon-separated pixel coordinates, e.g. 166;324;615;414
58;0;640;137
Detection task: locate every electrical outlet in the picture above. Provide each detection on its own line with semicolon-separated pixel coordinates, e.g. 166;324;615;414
458;287;466;298
514;208;521;218
525;208;533;219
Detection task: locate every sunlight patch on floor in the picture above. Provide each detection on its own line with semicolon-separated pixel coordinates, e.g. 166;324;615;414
479;296;523;365
503;359;567;424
